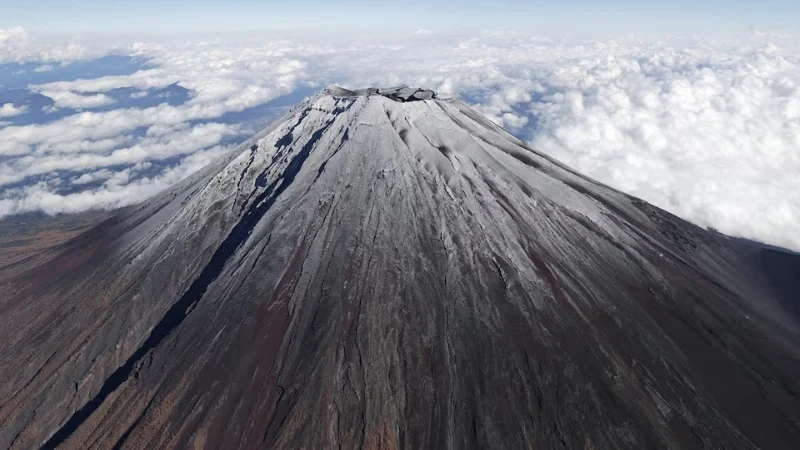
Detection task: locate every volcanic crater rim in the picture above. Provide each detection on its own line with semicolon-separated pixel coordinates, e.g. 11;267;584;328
327;85;437;102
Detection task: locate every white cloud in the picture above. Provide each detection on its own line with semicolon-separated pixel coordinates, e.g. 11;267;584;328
0;27;99;63
37;90;115;109
72;169;114;185
0;122;238;186
0;103;27;118
0;146;228;217
524;41;800;251
34;68;180;94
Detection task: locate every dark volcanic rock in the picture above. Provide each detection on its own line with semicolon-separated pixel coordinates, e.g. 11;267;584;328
0;87;799;449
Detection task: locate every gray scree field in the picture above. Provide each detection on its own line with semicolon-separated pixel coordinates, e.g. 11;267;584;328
1;87;799;449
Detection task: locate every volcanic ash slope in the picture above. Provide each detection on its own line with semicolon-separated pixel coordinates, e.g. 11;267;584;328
1;87;799;449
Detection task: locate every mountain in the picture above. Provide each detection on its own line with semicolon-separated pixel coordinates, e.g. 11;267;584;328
1;86;799;449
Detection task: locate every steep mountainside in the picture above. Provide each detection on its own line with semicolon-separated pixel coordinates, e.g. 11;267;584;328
1;87;799;449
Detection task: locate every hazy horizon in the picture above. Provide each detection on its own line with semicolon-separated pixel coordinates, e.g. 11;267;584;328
2;0;798;35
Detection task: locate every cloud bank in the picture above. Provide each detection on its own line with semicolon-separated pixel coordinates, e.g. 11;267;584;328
0;27;100;63
0;27;798;251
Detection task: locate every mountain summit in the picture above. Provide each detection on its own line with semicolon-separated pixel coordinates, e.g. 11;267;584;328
1;87;799;449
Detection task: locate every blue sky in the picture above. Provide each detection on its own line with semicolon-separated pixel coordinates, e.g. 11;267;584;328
1;0;798;35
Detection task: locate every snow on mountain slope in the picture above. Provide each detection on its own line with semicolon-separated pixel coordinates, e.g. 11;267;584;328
1;87;799;449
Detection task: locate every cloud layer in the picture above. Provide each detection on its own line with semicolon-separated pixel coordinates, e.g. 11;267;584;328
0;28;798;251
526;41;800;252
0;27;100;63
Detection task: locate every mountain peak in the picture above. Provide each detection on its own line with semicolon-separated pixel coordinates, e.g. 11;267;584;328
327;85;437;102
2;87;800;449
